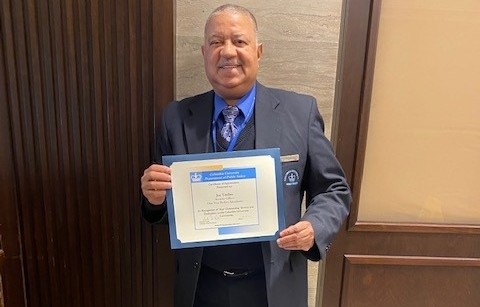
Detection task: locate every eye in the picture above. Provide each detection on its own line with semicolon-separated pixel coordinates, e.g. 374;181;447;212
209;40;222;46
234;39;247;46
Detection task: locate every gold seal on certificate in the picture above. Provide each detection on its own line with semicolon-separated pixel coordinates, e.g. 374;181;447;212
163;148;285;249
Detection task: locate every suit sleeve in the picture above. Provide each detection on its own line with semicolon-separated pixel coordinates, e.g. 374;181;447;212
301;98;351;260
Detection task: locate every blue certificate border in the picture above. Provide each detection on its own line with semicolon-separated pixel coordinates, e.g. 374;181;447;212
163;148;285;249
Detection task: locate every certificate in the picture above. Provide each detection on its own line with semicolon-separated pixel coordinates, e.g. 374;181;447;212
163;148;285;249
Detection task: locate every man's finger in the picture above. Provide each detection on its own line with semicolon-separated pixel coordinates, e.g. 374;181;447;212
277;221;314;251
146;164;171;173
279;225;298;237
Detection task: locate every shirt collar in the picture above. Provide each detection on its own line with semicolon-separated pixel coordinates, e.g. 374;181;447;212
213;84;257;123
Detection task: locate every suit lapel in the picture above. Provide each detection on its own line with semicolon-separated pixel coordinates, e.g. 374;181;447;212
255;83;283;149
183;91;214;154
182;84;282;153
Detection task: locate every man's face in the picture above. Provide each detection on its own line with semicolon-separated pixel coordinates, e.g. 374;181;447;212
202;12;263;104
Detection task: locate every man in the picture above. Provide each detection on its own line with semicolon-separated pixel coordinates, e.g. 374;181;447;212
141;4;351;307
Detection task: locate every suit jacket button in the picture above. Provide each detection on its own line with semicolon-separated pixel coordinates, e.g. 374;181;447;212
193;262;199;269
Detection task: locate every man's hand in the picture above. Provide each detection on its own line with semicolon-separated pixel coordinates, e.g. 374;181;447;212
277;221;315;251
141;164;172;205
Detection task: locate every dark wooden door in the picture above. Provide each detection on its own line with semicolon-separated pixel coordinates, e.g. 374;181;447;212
323;1;480;306
0;0;175;306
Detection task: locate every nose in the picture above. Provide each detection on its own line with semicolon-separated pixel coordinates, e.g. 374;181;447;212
220;41;236;58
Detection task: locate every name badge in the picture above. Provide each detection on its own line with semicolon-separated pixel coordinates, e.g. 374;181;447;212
280;154;300;163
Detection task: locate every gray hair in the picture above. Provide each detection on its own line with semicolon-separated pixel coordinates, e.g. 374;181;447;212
205;4;258;34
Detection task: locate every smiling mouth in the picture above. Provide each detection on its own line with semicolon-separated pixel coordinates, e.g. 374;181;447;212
219;64;241;69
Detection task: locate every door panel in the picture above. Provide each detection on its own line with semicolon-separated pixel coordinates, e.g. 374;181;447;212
342;256;480;307
324;0;480;306
357;0;480;225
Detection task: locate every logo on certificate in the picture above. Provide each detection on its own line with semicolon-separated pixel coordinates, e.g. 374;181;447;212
284;170;299;186
190;172;202;182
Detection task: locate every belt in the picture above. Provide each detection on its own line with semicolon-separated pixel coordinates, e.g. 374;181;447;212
203;265;263;279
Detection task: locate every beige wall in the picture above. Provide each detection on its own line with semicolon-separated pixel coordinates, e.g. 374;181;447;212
175;1;343;306
176;0;343;138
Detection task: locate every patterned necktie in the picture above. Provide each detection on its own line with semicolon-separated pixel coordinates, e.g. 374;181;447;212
220;106;239;142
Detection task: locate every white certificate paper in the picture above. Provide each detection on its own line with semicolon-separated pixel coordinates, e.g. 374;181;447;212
163;148;285;249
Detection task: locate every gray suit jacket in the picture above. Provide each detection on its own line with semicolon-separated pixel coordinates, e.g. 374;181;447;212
143;82;351;307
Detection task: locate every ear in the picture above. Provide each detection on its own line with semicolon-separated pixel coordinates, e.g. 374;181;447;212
257;43;263;60
201;44;205;56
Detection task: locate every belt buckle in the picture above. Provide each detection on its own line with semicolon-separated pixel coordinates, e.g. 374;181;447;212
222;270;249;278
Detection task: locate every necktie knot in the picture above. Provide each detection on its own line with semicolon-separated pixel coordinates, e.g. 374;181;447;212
222;106;239;123
221;106;239;142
